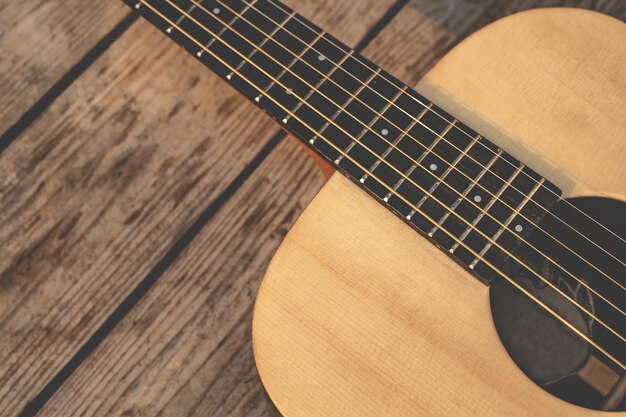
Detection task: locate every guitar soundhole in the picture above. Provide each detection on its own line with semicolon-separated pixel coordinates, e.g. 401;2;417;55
490;196;625;411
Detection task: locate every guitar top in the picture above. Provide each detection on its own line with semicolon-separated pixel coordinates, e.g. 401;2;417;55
123;0;626;414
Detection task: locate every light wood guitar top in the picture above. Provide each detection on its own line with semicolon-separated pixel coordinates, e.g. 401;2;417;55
253;8;626;416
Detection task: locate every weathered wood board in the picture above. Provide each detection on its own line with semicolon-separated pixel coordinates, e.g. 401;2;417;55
1;0;625;416
0;1;129;137
0;0;394;415
38;137;322;417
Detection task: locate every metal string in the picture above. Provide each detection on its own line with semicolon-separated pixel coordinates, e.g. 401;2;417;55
205;0;626;294
188;0;626;312
134;0;626;370
170;0;626;329
153;0;626;344
256;0;626;262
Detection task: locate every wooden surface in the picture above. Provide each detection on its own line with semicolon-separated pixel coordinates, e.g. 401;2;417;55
0;1;129;137
0;1;624;416
253;8;626;417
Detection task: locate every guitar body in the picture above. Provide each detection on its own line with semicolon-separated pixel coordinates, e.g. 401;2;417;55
253;8;626;416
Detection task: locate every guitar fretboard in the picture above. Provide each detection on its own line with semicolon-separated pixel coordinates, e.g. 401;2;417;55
126;0;562;284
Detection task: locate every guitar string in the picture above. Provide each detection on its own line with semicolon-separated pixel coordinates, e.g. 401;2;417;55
134;0;626;370
170;0;626;321
155;0;626;342
253;0;626;255
137;0;626;349
186;0;626;312
197;0;626;292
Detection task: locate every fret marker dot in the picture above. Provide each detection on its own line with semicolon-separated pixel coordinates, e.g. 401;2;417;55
473;195;482;203
359;178;365;184
381;128;389;136
429;163;438;171
318;55;326;61
515;224;523;233
213;7;220;14
383;196;389;202
166;27;173;33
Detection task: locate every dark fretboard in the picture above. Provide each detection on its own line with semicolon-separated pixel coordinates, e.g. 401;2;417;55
125;0;562;284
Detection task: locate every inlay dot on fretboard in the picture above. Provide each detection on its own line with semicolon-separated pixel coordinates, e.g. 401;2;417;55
125;0;564;290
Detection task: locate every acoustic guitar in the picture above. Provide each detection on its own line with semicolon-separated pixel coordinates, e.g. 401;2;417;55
123;0;626;414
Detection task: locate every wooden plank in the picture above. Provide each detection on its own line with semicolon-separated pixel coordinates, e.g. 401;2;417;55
25;1;586;415
0;1;129;136
41;138;322;416
0;0;395;415
9;1;626;416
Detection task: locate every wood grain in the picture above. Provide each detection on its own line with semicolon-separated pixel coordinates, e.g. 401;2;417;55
1;1;625;416
0;0;129;136
418;6;626;198
0;0;393;415
253;7;626;417
38;138;322;417
364;0;626;87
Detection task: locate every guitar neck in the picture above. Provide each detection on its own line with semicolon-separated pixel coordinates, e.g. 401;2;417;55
125;0;562;284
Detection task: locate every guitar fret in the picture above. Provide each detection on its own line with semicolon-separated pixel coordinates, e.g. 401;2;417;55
378;104;430;203
474;177;547;266
288;50;366;131
448;148;503;253
382;103;433;204
428;132;481;236
227;7;294;78
402;115;457;220
264;30;326;103
331;69;384;164
194;0;258;56
168;0;202;31
467;162;526;269
346;84;407;170
300;50;355;144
